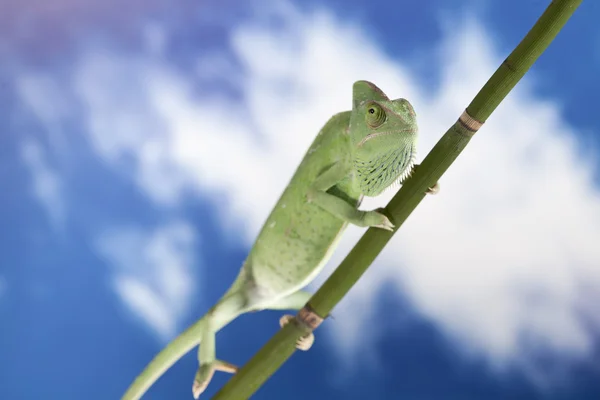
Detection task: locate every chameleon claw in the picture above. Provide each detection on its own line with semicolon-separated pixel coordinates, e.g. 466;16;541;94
214;359;238;374
192;360;238;398
426;183;440;195
378;219;395;232
372;208;394;231
192;382;205;399
279;314;315;351
361;208;395;231
411;164;440;195
192;364;214;399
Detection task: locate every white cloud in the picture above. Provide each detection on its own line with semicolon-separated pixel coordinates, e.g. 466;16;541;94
20;138;65;228
73;53;192;207
96;222;197;340
70;1;600;385
16;74;71;153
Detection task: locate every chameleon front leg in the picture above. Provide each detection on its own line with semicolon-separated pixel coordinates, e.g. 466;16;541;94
308;161;394;231
269;290;315;351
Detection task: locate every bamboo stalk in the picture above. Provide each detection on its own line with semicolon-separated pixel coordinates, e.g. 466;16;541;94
212;1;583;398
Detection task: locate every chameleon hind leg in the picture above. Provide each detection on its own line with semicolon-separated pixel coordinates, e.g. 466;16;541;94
192;292;247;399
269;291;315;351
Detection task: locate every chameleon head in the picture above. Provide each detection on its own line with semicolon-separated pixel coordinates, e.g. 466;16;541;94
348;80;419;197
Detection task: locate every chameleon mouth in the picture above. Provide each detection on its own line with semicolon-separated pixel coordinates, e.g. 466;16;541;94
357;128;417;147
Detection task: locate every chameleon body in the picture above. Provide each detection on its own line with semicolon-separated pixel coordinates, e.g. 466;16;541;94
122;81;433;399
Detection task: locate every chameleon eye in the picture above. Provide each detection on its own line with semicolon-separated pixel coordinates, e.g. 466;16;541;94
365;103;386;127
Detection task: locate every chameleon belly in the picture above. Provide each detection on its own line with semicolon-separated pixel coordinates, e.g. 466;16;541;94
245;111;360;299
248;200;350;296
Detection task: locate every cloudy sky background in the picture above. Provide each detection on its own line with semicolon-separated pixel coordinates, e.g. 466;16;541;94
1;0;599;398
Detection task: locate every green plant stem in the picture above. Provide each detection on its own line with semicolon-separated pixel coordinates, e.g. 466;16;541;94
212;1;583;398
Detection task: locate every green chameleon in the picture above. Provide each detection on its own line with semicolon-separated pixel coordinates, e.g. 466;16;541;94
122;80;437;399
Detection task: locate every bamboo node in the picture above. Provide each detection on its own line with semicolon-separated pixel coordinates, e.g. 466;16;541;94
296;304;324;330
458;110;484;133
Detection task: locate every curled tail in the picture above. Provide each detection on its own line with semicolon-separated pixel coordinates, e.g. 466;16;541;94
121;315;208;400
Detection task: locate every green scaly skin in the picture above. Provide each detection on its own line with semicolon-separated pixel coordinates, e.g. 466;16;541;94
121;81;435;399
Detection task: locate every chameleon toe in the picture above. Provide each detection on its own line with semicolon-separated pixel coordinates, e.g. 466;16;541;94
192;380;206;399
295;332;315;351
214;359;238;374
279;314;315;351
426;182;440;195
192;364;215;399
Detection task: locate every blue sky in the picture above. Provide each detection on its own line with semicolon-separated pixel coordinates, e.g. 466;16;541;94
1;0;600;399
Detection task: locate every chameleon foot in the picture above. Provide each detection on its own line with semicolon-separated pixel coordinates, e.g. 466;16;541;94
426;182;440;195
279;314;315;351
362;208;395;232
410;164;440;195
192;359;238;399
